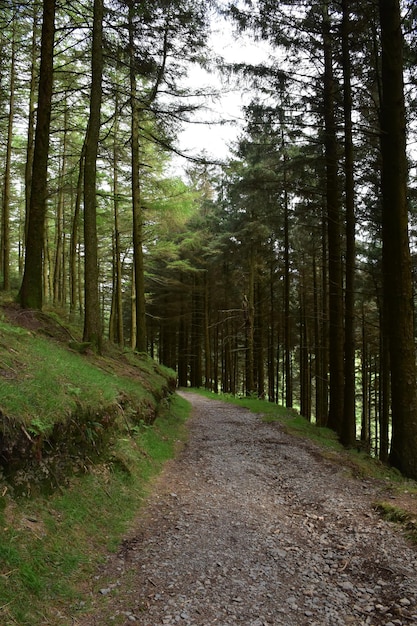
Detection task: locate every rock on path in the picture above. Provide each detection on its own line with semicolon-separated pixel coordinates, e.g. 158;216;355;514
76;391;417;626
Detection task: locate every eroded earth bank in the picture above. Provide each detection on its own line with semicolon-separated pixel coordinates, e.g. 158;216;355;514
75;391;417;626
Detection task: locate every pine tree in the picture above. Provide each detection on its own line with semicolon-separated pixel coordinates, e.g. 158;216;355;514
19;0;56;310
379;0;417;479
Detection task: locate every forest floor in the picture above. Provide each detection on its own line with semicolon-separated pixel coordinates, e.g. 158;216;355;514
72;391;417;626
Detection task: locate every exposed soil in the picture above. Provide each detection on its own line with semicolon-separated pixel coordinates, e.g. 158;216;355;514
2;303;76;340
72;391;417;626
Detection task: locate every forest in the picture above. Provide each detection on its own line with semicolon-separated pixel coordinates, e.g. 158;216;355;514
1;0;417;478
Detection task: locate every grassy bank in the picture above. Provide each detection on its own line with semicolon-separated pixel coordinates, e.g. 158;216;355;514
0;305;191;625
0;393;191;625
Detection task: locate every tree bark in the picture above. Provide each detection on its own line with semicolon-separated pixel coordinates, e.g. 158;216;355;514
23;0;39;264
110;98;124;345
341;0;356;446
128;1;147;353
379;0;417;478
299;272;311;420
283;162;292;408
53;112;67;305
379;322;390;463
190;277;203;388
268;260;276;403
360;309;370;450
2;16;16;291
255;281;265;398
204;275;212;389
70;141;85;316
245;245;255;395
83;0;103;351
19;0;55;309
322;3;344;434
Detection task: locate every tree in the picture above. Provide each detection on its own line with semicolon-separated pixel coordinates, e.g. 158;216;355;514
341;0;356;447
379;0;417;478
1;8;17;291
321;2;344;434
83;0;103;350
127;0;147;353
19;0;56;309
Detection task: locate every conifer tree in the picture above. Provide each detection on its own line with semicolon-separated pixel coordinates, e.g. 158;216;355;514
379;0;417;478
82;0;103;350
19;0;56;310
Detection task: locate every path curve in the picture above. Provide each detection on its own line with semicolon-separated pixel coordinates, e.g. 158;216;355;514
78;391;417;625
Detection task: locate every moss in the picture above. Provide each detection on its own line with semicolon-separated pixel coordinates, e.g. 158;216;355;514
373;501;417;543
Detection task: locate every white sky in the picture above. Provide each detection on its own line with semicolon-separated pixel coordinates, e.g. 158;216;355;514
174;16;272;168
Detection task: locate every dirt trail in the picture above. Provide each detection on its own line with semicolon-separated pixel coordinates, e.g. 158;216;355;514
74;391;417;626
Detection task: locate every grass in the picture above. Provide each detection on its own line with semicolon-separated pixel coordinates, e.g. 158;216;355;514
373;501;417;543
0;393;191;625
0;305;188;624
0;316;171;433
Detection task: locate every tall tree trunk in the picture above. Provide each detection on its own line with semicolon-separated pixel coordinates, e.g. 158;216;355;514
130;265;136;349
23;0;39;256
313;254;322;423
44;221;52;302
70;142;85;316
177;291;188;387
2;16;16;291
256;281;265;398
245;245;255;395
379;322;390;463
53;114;67;305
322;3;344;433
128;1;147;353
83;0;103;351
283;168;292;407
19;0;55;309
110;98;124;345
299;272;311;420
190;277;203;388
379;0;417;478
341;0;356;446
360;307;370;450
315;198;329;425
204;275;211;389
268;261;276;402
213;310;219;393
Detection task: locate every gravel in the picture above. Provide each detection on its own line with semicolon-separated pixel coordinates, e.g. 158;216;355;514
76;391;417;626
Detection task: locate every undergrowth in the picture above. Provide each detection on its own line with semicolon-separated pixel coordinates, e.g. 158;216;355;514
0;314;172;433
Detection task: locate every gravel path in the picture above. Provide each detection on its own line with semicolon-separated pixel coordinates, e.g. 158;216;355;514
77;391;417;626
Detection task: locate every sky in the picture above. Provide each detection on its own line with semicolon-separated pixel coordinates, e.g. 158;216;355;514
173;14;273;169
